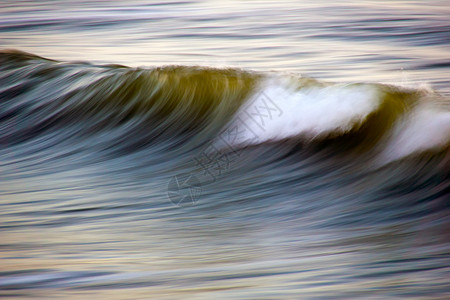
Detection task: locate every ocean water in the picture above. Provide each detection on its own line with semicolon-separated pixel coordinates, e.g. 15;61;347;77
0;1;449;299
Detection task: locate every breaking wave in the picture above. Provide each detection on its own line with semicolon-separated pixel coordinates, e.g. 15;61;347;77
1;50;449;298
1;50;448;164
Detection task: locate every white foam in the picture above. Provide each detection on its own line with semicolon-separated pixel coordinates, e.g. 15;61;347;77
218;78;381;147
379;107;450;163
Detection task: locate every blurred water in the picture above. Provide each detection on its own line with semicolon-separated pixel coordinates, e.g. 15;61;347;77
1;0;450;94
0;1;449;299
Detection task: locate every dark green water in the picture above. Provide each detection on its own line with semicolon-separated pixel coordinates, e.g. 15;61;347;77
0;1;449;299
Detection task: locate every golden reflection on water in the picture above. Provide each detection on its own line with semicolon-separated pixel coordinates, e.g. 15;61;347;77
0;0;449;298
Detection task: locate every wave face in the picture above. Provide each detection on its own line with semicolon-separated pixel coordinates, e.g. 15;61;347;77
1;51;449;298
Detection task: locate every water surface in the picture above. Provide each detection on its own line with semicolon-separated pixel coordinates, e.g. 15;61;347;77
0;1;449;299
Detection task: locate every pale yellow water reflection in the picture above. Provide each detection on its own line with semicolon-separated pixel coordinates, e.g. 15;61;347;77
0;0;449;299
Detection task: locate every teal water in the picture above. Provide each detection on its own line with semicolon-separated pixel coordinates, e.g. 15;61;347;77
0;1;449;299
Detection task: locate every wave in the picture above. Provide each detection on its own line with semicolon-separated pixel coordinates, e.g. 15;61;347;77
1;50;449;162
